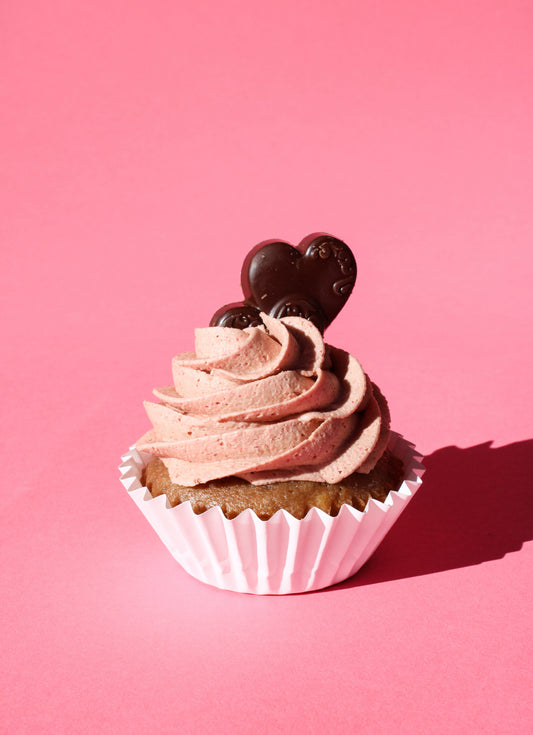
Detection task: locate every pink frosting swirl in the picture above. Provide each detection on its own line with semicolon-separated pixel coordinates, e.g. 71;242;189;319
136;313;390;486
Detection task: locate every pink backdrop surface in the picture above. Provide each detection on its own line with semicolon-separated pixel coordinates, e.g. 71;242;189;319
2;1;532;732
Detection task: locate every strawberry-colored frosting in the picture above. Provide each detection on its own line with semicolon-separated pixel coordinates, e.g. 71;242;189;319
136;313;390;486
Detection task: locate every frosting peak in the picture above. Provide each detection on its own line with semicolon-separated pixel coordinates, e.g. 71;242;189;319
137;314;390;486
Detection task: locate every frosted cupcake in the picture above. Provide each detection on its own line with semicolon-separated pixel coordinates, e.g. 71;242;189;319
120;233;423;593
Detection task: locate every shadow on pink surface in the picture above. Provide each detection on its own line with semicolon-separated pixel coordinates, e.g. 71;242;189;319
337;439;533;588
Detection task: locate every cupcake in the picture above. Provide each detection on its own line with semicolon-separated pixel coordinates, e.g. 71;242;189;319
119;233;424;594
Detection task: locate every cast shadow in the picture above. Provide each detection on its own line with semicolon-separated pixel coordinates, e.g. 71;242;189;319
336;438;533;588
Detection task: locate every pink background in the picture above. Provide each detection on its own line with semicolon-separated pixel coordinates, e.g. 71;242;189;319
2;0;532;732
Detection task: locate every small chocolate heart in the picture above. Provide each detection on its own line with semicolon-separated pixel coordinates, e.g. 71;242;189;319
211;233;356;332
210;302;263;330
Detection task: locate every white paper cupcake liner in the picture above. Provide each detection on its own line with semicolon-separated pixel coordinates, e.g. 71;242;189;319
118;432;424;594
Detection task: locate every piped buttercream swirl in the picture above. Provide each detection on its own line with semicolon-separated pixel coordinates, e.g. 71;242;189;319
136;313;390;486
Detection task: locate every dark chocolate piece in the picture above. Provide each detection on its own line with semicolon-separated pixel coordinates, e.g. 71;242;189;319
210;303;263;329
211;233;356;332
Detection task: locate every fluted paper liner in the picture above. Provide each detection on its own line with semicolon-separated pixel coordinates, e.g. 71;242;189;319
119;432;424;594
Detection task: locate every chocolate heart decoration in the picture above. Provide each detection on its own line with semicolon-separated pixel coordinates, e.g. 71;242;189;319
210;302;264;330
210;233;356;332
